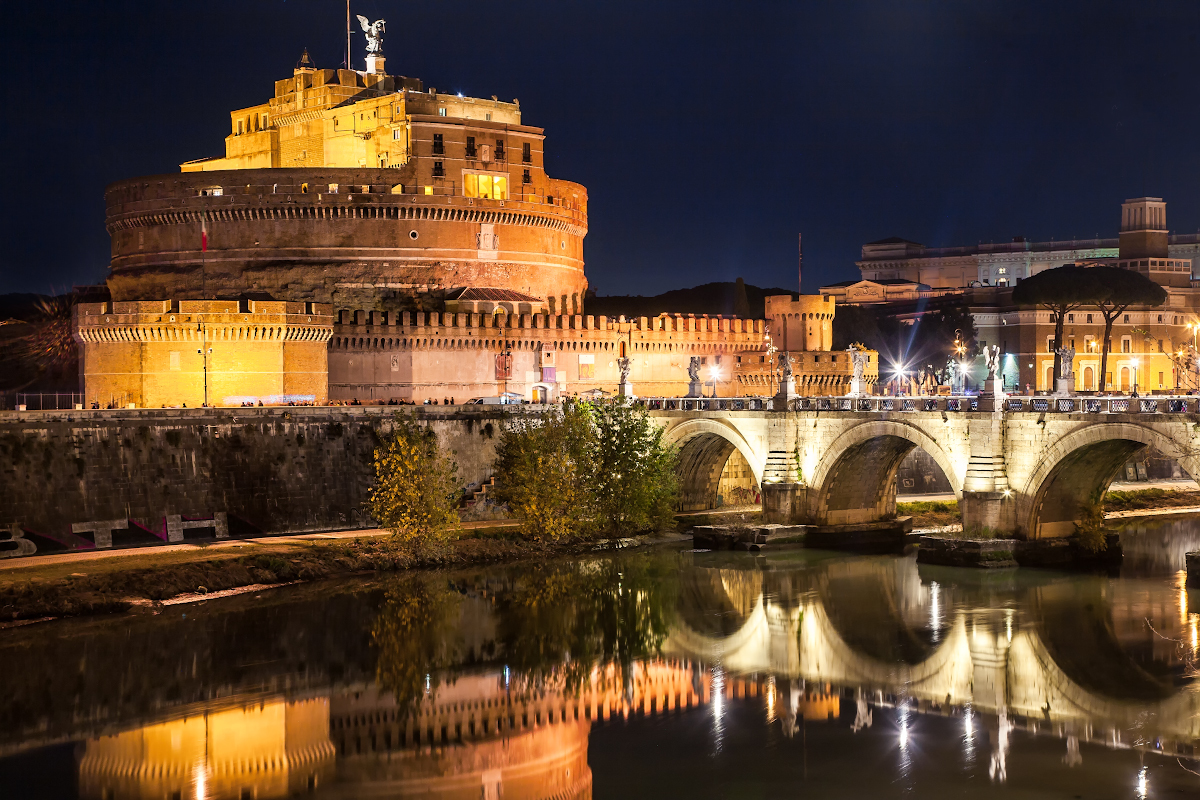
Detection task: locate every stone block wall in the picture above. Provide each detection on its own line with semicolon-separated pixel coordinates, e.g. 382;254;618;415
0;407;504;546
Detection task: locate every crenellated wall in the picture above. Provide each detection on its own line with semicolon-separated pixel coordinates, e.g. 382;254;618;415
329;310;768;402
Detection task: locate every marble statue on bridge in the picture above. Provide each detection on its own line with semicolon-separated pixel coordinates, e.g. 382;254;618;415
1054;346;1075;396
984;345;1005;400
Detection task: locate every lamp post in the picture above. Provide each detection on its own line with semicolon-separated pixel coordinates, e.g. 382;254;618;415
501;341;512;403
1131;357;1140;395
195;324;213;407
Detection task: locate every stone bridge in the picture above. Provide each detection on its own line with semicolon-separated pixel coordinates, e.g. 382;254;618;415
648;395;1200;537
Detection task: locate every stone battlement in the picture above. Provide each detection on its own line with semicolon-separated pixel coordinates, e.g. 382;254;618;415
333;309;766;336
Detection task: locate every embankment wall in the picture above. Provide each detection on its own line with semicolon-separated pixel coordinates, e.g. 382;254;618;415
0;407;503;545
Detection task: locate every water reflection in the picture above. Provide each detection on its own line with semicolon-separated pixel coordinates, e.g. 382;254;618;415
4;534;1200;797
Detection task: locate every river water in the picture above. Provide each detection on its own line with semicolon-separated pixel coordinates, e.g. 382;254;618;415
4;519;1200;799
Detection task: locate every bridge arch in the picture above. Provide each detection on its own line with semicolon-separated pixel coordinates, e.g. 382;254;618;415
1018;422;1200;538
808;421;963;526
661;418;764;511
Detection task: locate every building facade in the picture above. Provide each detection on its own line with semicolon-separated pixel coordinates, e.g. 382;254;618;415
74;41;875;408
838;197;1200;394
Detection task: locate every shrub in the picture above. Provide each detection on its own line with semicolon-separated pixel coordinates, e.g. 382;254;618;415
590;401;679;536
492;400;595;541
491;400;680;540
366;414;460;544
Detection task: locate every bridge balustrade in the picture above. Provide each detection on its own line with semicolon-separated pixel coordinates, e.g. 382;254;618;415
634;394;1196;414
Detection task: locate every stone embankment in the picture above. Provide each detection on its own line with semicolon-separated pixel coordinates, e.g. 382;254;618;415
0;406;506;558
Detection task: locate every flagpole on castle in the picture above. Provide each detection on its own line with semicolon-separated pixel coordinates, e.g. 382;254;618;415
346;1;351;70
798;232;803;294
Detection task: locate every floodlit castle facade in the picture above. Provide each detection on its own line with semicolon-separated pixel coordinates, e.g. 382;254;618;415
73;43;870;408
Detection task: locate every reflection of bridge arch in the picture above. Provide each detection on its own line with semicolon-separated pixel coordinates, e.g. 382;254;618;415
661;418;765;511
808;421;962;525
1018;423;1200;537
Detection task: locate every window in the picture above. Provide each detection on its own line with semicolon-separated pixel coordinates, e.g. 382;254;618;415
438;107;447;117
1087;314;1093;323
328;183;338;193
1121;337;1131;353
466;136;477;158
390;183;403;194
1158;315;1163;323
237;119;243;135
393;128;403;140
1159;372;1165;388
1068;313;1074;322
495;139;506;160
522;142;531;163
1047;337;1054;353
200;187;223;197
432;161;444;177
1124;314;1130;323
523;169;531;184
423;186;434;195
997;267;1007;275
432;133;443;154
485;112;492;121
300;183;309;193
463;173;508;200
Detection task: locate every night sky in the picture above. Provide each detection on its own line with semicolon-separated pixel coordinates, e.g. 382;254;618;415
2;0;1199;297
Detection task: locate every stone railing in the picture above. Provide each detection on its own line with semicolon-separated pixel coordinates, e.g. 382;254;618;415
642;394;1200;415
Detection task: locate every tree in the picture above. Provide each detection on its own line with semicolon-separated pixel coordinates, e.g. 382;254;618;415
367;414;460;544
590;401;680;536
1011;265;1099;381
1084;267;1167;392
492;400;595;541
492;399;680;540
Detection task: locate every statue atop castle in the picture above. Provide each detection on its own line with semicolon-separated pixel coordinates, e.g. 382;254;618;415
357;16;386;55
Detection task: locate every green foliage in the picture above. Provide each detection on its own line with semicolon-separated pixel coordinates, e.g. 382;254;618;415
371;578;463;708
492;400;595;541
492;399;680;540
366;413;460;544
590;401;680;536
493;552;681;692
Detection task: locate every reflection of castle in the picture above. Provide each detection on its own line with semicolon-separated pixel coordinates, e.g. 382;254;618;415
75;661;706;800
78;699;334;800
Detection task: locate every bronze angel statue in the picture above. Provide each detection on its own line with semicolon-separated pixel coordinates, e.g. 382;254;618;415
357;16;386;55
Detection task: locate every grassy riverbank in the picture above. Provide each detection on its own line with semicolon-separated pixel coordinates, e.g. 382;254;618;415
0;532;675;624
901;487;1200;530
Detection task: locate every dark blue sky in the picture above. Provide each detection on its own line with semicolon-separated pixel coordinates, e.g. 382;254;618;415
2;0;1198;296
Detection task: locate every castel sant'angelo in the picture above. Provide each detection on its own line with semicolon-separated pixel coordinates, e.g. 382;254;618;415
73;23;874;407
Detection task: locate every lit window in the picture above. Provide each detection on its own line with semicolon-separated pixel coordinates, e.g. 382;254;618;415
438;107;447;117
997;267;1007;275
393;128;403;140
463;173;508;200
328;183;338;193
423;186;434;195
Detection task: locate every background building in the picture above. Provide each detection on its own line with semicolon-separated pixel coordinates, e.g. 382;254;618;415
831;197;1200;394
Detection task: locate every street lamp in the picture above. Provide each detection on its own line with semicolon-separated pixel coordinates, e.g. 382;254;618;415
708;365;722;398
1131;357;1140;395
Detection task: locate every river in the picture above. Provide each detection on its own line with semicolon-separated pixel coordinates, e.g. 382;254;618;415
3;518;1200;799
